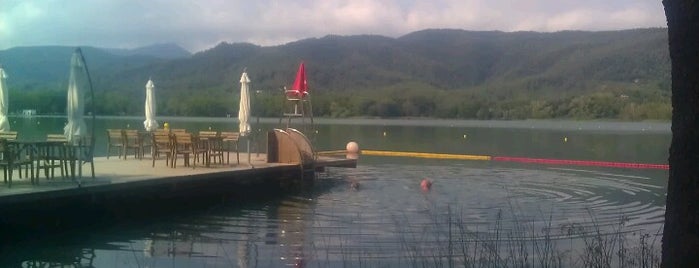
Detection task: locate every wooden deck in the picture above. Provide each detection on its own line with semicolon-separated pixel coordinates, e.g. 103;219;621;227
0;153;356;207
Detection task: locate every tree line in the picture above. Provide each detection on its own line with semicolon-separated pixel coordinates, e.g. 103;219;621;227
9;83;670;121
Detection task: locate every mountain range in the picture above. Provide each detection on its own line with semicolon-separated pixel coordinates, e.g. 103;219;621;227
0;28;670;118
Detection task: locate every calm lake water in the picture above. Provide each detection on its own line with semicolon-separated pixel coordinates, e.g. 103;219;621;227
2;116;669;267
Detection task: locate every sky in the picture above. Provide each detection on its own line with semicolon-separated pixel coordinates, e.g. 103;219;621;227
0;0;667;53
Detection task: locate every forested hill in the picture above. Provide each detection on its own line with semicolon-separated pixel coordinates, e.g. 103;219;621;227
0;28;670;120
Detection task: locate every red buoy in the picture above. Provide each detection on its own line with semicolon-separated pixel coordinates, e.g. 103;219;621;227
421;179;432;191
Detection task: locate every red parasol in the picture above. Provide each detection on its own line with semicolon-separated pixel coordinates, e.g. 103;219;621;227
288;61;308;99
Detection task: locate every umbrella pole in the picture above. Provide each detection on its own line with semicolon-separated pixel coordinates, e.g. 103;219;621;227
247;137;252;166
76;48;95;187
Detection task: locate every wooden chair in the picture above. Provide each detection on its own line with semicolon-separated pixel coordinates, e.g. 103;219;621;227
122;129;142;159
141;132;153;159
198;130;218;138
153;129;170;135
220;132;240;164
151;132;172;167
66;135;95;180
171;133;190;168
0;132;19;163
192;135;211;167
198;131;224;165
35;134;69;181
0;138;17;187
0;132;21;180
0;138;34;187
0;131;18;141
170;129;187;135
106;129;124;159
171;133;207;168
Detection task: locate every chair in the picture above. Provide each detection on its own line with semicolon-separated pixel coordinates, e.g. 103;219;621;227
281;87;313;128
198;130;218;138
0;132;22;177
106;129;124;159
0;131;18;141
0;138;17;187
151;128;170;135
0;138;34;187
66;135;95;180
151;132;172;167
35;134;69;181
220;131;240;165
280;62;314;129
192;135;211;167
122;129;142;159
171;133;207;168
170;129;187;135
0;132;32;181
198;131;224;165
171;132;191;168
141;132;153;159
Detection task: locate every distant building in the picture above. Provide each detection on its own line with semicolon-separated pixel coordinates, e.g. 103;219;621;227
21;109;36;117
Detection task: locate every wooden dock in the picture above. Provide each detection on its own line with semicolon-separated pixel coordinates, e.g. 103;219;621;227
0;153;355;215
0;127;356;229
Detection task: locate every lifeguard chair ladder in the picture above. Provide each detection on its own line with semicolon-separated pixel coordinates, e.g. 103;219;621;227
280;87;314;131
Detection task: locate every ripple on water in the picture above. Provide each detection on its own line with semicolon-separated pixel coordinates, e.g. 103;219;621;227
318;163;665;235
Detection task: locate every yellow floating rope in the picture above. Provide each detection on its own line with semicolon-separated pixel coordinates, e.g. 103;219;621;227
361;150;491;161
316;150;347;156
317;150;666;169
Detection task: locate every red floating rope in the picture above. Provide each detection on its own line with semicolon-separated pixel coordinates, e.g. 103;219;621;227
492;156;668;170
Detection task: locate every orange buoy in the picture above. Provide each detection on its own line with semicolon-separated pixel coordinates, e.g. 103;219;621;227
346;141;360;153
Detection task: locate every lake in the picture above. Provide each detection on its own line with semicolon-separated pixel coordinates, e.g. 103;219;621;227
1;116;669;267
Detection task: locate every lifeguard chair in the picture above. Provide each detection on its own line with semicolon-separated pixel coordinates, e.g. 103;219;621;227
281;62;314;130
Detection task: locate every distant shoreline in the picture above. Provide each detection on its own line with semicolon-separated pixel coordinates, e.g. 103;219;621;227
9;115;670;133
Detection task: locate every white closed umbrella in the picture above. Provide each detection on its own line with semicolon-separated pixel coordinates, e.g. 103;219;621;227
239;71;252;164
238;71;251;136
143;79;159;131
63;50;87;142
0;66;10;132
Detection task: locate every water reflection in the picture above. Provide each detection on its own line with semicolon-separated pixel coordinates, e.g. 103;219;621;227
18;249;96;267
136;196;321;267
274;197;312;267
0;229;102;267
0;178;334;267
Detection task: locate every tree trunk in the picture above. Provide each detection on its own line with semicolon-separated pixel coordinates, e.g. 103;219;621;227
662;0;699;266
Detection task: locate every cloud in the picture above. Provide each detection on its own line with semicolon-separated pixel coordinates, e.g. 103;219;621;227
0;0;667;53
609;7;667;29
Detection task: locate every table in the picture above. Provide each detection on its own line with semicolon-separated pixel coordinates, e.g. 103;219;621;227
1;138;94;187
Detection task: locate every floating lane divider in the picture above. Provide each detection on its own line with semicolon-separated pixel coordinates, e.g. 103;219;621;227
361;150;491;161
317;150;348;156
492;156;668;170
318;150;667;170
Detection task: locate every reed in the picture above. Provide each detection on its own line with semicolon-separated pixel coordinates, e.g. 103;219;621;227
312;204;662;268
